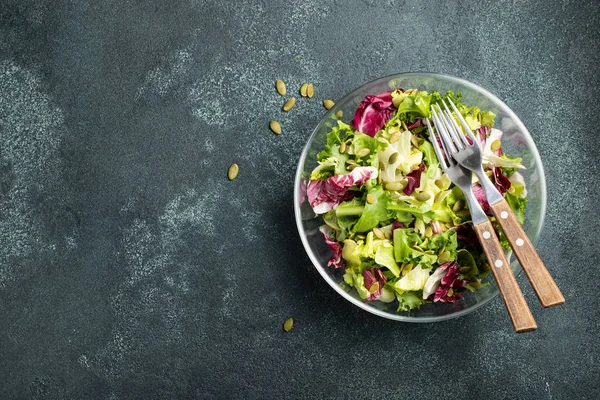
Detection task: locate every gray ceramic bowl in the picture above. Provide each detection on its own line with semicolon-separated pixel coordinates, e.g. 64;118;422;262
294;72;546;322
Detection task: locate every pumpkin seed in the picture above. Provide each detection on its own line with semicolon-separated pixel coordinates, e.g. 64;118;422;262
385;182;403;191
282;97;296;112
276;80;286;96
336;110;343;118
283;317;294;332
434;179;445;189
452;199;464;212
347;164;358;171
300;83;308;97
368;282;380;294
401;263;413;276
410;135;420;148
390;131;400;143
388;152;399;164
366;194;375;204
490;139;502;152
227;163;239;180
425;227;433;238
346;159;359;165
269;120;282;134
384;229;393;240
447;287;454;297
415;192;431;202
456;209;471;217
356;234;366;240
508;185;516;194
438;250;451;264
373;227;385;240
339;141;347;154
323;99;335;110
356;148;370;157
307;83;314;98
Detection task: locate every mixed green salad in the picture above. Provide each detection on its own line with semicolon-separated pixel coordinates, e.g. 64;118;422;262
307;88;528;312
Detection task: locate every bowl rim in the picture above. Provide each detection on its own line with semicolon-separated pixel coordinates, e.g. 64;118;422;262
293;72;547;322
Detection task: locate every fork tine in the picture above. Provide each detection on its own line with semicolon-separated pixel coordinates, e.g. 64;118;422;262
425;118;448;170
446;99;479;147
440;107;467;150
441;101;470;148
431;106;457;160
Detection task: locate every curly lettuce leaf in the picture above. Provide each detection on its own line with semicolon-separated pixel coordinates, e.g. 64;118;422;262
396;290;425;312
396;94;432;118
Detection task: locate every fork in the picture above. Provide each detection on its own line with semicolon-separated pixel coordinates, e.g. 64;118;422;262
425;117;537;332
433;100;565;308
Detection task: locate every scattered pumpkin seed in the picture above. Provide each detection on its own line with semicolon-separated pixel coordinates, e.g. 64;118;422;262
438;250;451;264
490;139;502;152
346;159;359;165
401;263;413;276
336;110;343;118
269;120;282;134
389;131;400;143
388;152;399;164
282;97;296;112
508;185;516;194
452;199;464;212
339;141;347;154
300;83;308;97
366;194;375;204
346;164;358;171
356;234;366;240
227;163;239;181
373;227;385;240
356;148;370;157
384;229;393;240
416;192;431;202
323;99;335;110
283;317;294;332
385;182;403;192
307;83;314;98
447;287;454;297
276;80;286;96
434;179;445;189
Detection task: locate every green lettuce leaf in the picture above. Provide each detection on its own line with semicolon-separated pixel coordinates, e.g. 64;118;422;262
343;269;370;300
395;265;430;292
396;290;425;312
374;243;401;277
353;185;393;232
505;192;527;225
396;94;432;118
316;121;352;174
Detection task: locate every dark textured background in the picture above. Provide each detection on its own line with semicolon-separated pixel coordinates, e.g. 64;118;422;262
0;0;599;399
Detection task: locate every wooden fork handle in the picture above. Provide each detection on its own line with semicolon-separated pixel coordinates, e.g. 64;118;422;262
490;199;565;308
474;220;537;332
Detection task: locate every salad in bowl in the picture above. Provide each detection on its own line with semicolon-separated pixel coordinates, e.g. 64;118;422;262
295;73;545;320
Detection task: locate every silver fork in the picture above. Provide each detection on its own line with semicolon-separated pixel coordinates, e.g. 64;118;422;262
425;118;536;333
433;100;564;308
